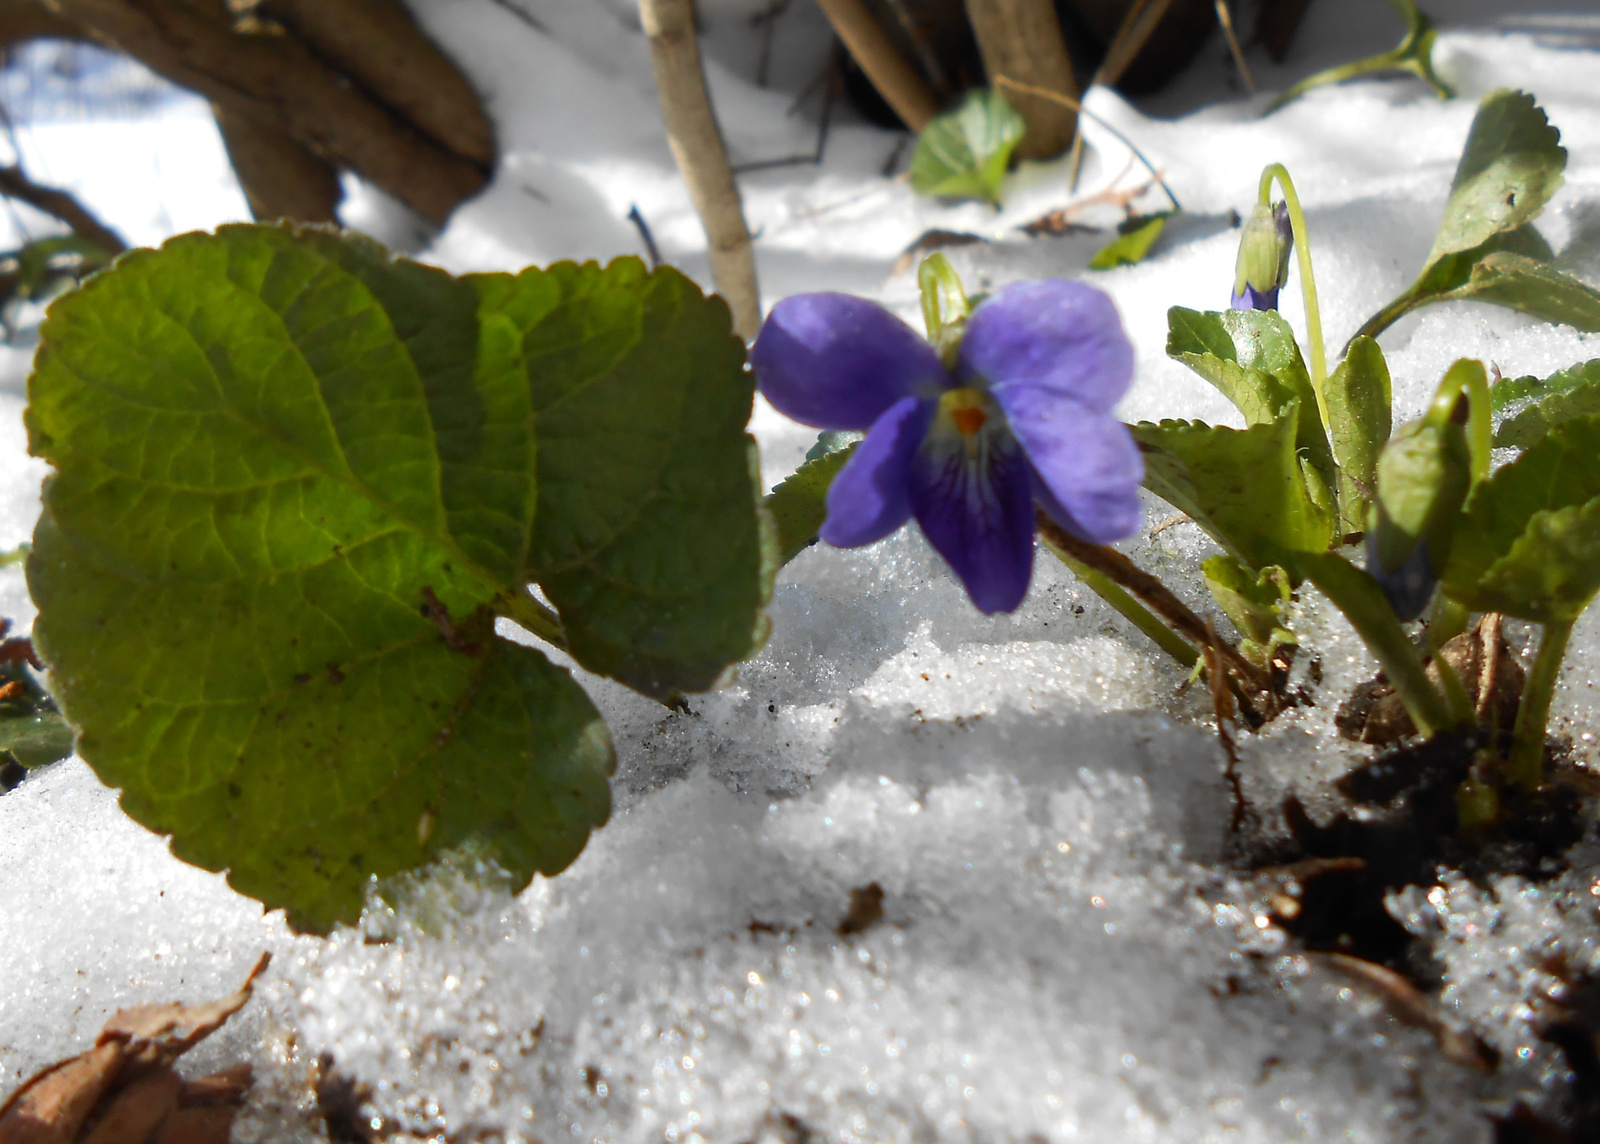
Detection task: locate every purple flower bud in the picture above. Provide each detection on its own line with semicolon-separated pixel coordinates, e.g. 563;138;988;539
751;281;1143;614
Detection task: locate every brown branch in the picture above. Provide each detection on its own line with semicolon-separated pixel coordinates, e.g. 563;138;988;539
638;0;761;339
814;0;939;131
0;0;83;46
40;0;487;224
212;101;340;224
963;0;1077;159
256;0;494;168
0;164;126;252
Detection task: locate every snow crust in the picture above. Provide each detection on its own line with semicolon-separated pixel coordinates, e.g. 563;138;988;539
1;2;1600;1141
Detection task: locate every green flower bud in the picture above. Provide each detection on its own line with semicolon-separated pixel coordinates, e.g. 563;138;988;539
1231;201;1293;311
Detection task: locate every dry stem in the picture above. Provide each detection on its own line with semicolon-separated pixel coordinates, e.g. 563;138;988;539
0;164;126;253
963;0;1077;159
639;0;761;339
815;0;938;131
213;101;341;223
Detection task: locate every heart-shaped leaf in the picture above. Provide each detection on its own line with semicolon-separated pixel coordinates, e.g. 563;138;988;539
1134;401;1334;574
26;224;771;929
1325;336;1392;536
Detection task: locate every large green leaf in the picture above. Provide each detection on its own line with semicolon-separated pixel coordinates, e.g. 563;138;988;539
909;89;1025;205
1443;412;1600;621
1495;358;1600;446
1325;336;1392;536
1166;307;1334;493
1427;90;1565;263
26;224;770;929
1134;402;1334;573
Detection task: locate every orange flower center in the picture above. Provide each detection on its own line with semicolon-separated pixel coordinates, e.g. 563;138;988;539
941;387;989;437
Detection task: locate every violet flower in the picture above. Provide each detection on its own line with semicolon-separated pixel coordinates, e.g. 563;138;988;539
751;280;1143;614
1231;201;1294;311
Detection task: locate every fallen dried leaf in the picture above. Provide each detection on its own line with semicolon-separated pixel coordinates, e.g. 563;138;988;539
0;954;270;1144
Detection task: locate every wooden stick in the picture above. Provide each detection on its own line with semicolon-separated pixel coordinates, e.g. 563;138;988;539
639;0;761;339
814;0;939;131
964;0;1078;159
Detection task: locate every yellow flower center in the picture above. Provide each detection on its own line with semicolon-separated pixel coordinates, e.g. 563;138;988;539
941;387;989;437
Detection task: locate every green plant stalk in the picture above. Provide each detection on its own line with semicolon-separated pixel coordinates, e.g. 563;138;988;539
1507;617;1572;793
1425;358;1492;485
1257;164;1329;432
1041;539;1199;668
1263;0;1452;114
1299;553;1456;737
494;590;569;652
1424;593;1471;655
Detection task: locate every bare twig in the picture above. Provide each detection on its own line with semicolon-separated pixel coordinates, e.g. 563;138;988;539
1214;0;1255;92
995;75;1181;211
0;164;125;253
1064;0;1173;188
963;0;1077;159
814;0;938;131
639;0;761;339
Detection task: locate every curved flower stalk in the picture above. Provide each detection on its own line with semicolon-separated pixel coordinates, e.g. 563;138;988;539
751;260;1143;614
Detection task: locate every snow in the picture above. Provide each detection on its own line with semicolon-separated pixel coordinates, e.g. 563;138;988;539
1;1;1600;1141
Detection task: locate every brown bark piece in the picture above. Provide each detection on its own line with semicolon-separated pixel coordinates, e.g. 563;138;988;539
963;0;1078;159
177;1065;252;1109
212;100;341;223
40;0;486;224
79;1070;181;1144
258;0;493;167
147;1107;235;1144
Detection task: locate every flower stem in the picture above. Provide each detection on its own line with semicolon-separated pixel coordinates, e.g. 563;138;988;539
1036;512;1270;692
1040;536;1198;668
1257;163;1328;431
1296;550;1456;738
1507;618;1571;794
493;589;568;652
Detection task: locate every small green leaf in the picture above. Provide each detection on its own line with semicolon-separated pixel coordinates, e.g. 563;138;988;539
1134;402;1334;574
0;711;74;769
1325;336;1392;536
765;442;858;566
1444;412;1600;621
1496;359;1600;446
1202;554;1293;650
25;224;771;930
909;89;1026;205
1428;90;1565;263
1089;213;1172;270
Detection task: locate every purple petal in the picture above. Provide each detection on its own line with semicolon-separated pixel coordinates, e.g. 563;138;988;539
908;420;1036;615
992;383;1143;543
752;294;949;430
1231;284;1280;311
820;396;934;548
956;280;1134;415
